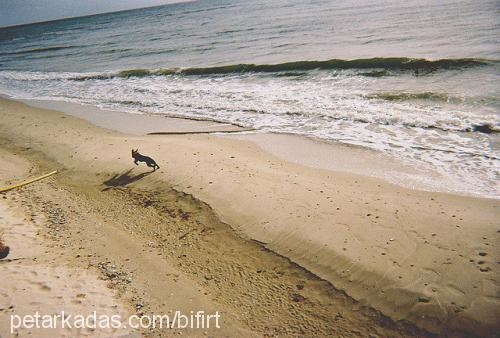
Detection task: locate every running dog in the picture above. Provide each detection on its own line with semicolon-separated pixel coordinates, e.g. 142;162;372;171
131;149;160;171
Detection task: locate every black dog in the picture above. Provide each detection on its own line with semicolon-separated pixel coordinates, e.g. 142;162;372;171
131;149;160;171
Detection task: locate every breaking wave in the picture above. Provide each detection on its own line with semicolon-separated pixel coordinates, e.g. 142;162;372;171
67;57;496;80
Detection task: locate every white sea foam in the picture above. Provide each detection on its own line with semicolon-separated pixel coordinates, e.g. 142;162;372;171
0;68;498;198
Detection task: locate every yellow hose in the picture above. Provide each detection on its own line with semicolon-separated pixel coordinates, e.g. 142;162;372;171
0;170;58;193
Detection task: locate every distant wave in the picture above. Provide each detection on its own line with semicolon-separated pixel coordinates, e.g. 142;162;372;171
0;45;80;56
69;57;496;80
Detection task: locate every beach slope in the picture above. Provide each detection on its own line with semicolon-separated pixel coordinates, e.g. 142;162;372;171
0;97;498;336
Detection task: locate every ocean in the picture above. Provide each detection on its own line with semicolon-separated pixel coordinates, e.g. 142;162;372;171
0;0;498;197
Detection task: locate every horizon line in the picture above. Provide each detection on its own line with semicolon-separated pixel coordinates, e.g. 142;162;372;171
0;0;196;29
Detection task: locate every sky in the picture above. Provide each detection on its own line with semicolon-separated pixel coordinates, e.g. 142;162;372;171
0;0;190;27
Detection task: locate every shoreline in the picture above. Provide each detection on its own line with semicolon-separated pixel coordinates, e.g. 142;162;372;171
0;96;498;336
10;95;496;199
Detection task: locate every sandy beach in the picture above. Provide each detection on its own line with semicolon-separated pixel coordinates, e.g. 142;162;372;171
0;97;498;337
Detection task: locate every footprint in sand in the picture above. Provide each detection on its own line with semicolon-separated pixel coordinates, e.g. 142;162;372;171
34;282;52;291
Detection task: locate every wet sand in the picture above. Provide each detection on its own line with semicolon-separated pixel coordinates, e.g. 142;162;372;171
0;97;498;336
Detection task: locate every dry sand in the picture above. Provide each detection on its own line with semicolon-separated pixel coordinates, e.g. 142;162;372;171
0;148;137;337
0;97;498;337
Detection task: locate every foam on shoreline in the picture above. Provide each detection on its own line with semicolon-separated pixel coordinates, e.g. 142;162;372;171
10;96;498;199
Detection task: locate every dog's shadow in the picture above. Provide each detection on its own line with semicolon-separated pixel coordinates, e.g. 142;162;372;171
102;169;152;191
